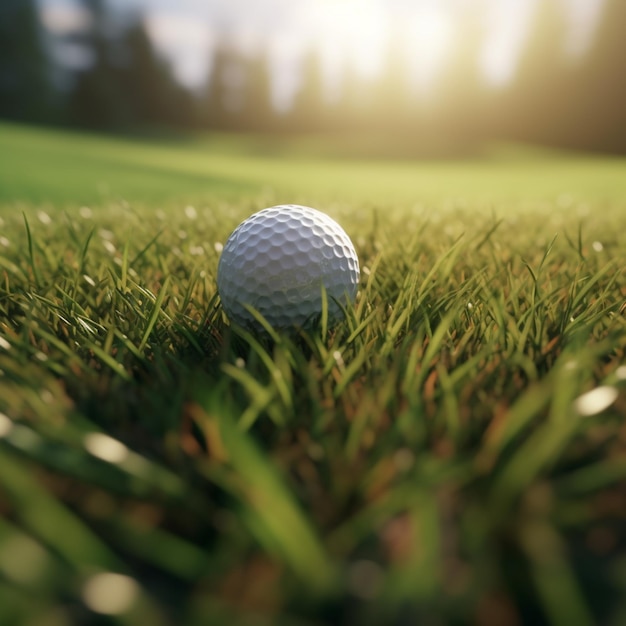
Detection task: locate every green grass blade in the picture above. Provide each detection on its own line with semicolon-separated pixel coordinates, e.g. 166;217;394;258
138;276;171;352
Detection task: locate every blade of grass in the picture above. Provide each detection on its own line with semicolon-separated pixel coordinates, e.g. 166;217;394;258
22;212;40;287
138;276;170;352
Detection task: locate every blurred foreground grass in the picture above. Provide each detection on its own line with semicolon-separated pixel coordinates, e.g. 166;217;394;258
1;122;626;625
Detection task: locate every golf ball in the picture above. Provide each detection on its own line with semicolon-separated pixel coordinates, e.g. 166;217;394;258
217;204;360;329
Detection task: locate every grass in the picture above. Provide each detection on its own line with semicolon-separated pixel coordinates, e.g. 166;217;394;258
2;121;626;208
1;121;626;625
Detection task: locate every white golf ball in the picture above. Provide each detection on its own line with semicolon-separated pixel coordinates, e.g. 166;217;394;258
217;204;360;329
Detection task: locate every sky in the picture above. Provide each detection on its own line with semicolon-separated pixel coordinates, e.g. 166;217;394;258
38;0;606;110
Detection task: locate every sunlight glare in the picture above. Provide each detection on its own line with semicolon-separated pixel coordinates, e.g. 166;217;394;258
309;0;389;100
145;13;215;88
480;0;539;86
268;33;304;111
405;7;454;92
557;0;606;57
343;2;388;79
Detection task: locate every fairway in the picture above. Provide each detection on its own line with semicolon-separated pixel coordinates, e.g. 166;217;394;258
1;122;626;626
2;121;626;208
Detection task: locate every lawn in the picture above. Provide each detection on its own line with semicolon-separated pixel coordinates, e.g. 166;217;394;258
1;121;626;626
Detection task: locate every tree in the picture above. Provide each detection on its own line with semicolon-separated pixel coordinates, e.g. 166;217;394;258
201;44;243;130
240;51;274;131
0;0;52;122
70;1;193;130
434;8;491;153
119;20;195;128
570;0;626;152
371;38;413;133
69;0;131;128
199;43;273;132
289;49;326;131
502;0;572;146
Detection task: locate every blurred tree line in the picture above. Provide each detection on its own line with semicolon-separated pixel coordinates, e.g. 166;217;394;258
1;0;625;153
0;0;52;123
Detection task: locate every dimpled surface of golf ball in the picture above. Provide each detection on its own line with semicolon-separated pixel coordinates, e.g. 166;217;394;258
217;205;360;329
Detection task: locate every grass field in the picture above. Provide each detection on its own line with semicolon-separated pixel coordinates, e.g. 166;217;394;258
1;121;626;626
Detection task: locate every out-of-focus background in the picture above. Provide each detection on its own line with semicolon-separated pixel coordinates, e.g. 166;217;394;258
2;0;625;156
3;5;626;625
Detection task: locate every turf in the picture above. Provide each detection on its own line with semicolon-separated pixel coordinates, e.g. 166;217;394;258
1;121;626;625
